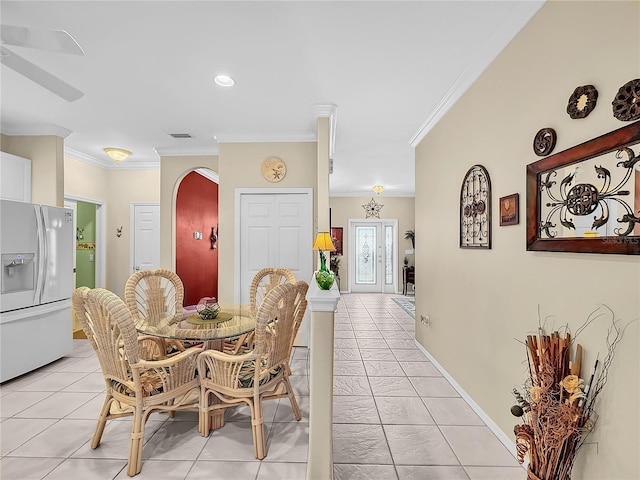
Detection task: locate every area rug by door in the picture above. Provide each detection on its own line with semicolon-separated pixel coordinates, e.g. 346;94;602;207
392;297;415;318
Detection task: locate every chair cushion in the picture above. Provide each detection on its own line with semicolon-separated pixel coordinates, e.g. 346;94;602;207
238;360;281;388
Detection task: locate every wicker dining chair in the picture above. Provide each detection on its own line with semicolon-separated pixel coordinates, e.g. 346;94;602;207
72;287;202;477
222;267;297;355
249;267;297;317
197;282;306;459
124;268;187;356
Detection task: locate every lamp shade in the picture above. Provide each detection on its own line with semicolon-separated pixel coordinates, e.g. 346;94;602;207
313;232;336;251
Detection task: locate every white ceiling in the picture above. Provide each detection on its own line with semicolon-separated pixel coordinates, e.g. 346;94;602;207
0;1;543;197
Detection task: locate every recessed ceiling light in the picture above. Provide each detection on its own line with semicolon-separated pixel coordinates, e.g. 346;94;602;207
214;75;235;87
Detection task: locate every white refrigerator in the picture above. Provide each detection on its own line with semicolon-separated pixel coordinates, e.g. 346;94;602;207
1;199;74;382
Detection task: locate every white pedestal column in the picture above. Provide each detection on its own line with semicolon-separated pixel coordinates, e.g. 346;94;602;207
305;276;340;480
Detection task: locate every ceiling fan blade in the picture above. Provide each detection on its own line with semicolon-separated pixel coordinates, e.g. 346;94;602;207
1;24;84;55
1;47;84;101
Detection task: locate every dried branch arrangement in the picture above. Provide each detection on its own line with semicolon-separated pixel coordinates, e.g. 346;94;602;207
511;306;630;480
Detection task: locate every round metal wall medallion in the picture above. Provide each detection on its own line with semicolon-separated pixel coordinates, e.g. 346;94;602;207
566;85;598;119
533;128;557;156
612;78;640;121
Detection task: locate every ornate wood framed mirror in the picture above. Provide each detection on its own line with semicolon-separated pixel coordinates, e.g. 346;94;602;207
526;121;640;254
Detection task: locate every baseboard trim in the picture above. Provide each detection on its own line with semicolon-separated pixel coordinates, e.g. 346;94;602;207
414;339;519;460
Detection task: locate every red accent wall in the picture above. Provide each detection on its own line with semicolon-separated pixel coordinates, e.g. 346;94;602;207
176;171;219;306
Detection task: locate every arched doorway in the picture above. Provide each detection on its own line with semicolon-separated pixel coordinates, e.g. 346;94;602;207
175;169;219;306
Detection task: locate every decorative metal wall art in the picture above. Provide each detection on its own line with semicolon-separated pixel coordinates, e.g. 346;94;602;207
527;120;640;254
460;164;492;249
612;78;640;121
362;197;383;218
566;85;598;119
533;128;557;156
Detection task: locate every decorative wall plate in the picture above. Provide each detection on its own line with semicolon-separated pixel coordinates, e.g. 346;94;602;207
612;78;640;121
533;127;557;156
261;157;286;182
566;85;598;119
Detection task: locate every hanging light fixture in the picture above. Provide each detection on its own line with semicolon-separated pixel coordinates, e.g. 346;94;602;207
103;147;132;163
372;185;384;194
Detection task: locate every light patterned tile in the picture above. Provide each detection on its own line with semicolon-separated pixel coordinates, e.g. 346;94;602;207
364;360;406;377
334;348;362;361
187;460;260;480
397;465;470;480
423;398;484;425
333;424;392;465
334;376;372;396
400;361;441;377
333;396;380;424
360;348;396;361
0;391;54;417
375;396;434;425
464;466;526;479
257;462;307;480
38;458;127;480
440;426;520;467
410;377;459;397
0;456;63;480
356;338;389;349
368;377;417;397
384;424;459;466
334;360;366;376
393;349;427;362
334;464;398;480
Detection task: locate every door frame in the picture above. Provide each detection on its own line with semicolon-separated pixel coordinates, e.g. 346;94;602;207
64;195;106;288
348;218;398;294
234;188;313;304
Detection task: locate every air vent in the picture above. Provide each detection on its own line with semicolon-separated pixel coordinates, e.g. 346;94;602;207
169;133;192;139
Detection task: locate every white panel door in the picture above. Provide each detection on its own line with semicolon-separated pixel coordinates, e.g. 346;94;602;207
239;191;312;345
132;203;160;272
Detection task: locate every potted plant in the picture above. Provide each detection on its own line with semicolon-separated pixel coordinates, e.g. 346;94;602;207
403;256;409;266
404;230;415;249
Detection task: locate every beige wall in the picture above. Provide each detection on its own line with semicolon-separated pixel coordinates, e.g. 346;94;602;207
414;2;639;479
159;155;218;272
329;196;415;291
215;142;317;303
1;134;64;206
65;155;160;295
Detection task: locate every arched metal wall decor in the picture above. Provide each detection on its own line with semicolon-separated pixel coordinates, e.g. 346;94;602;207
460;164;492;249
527;120;640;254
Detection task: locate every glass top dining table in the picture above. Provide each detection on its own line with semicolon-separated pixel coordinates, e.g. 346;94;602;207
134;304;255;342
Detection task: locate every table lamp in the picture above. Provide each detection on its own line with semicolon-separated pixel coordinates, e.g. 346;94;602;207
312;232;336;289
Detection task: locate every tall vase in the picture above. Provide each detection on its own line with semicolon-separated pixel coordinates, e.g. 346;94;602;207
315;250;334;289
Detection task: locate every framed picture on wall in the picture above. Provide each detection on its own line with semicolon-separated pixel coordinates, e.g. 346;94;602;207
331;227;343;255
499;193;519;226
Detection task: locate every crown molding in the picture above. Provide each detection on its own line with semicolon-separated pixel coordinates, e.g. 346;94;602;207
410;1;544;147
313;104;337;157
2;123;72;138
65;147;160;170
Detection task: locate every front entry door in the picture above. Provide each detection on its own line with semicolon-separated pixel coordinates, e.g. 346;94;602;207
131;203;160;272
238;190;312;345
349;220;397;293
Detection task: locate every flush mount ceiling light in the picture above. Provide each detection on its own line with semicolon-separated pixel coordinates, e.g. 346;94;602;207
372;185;384;194
214;75;235;87
103;147;132;163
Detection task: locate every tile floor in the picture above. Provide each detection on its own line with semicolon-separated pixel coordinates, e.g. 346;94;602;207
0;293;524;479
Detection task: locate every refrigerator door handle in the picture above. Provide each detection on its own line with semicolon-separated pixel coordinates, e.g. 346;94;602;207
34;205;46;304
